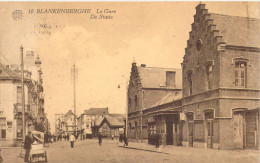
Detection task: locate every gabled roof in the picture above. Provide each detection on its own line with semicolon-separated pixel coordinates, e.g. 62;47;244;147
137;66;182;89
92;115;125;128
64;110;75;118
210;13;260;48
0;63;21;80
84;108;109;115
151;91;182;108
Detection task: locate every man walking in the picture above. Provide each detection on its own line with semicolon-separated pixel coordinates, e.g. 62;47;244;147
98;133;102;146
123;133;128;146
69;133;76;148
155;133;160;148
24;131;33;162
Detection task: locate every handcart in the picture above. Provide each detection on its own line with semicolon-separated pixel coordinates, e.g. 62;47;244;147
29;131;48;162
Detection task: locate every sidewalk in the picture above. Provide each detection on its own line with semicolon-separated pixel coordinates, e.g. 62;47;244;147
119;142;260;163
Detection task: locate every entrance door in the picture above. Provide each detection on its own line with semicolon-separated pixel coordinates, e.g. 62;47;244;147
188;122;194;147
207;120;213;148
233;112;244;149
166;121;173;145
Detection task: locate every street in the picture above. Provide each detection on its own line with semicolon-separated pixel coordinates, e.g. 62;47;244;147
1;139;259;163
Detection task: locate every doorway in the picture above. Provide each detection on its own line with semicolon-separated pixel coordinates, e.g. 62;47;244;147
166;120;173;145
205;111;214;149
187;113;194;147
233;111;244;149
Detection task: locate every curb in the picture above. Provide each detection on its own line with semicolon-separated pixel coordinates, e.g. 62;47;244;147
0;147;20;149
118;146;170;155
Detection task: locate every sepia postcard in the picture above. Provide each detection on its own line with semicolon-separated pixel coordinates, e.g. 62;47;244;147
0;1;259;163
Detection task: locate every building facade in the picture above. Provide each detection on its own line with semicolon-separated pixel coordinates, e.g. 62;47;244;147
127;63;182;143
0;55;47;147
126;4;259;150
180;3;259;150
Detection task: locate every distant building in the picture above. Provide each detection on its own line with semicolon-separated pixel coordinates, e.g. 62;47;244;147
92;115;125;138
77;108;109;139
63;110;76;136
127;62;182;142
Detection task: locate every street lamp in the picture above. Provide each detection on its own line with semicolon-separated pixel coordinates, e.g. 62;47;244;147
20;45;26;142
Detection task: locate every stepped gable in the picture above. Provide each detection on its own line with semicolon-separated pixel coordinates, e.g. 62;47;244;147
185;3;259;57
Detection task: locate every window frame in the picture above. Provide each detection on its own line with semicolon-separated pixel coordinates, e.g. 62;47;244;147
234;60;248;88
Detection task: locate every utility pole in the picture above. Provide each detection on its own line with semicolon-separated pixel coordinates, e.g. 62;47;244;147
72;64;77;135
125;79;128;139
20;45;26;141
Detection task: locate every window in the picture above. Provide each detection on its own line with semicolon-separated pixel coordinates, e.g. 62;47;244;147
134;95;138;111
235;61;247;87
187;71;193;95
17;86;22;104
128;98;131;112
17;118;22;138
166;71;176;87
0;118;6;139
206;65;213;89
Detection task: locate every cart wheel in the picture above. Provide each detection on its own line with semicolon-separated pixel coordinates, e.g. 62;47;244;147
44;151;48;162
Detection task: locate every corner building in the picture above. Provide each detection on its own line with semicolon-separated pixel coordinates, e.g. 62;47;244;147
181;4;259;150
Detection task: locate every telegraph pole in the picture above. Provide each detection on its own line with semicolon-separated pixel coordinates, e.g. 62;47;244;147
20;45;26;141
72;65;77;135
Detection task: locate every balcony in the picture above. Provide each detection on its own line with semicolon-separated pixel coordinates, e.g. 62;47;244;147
13;103;35;120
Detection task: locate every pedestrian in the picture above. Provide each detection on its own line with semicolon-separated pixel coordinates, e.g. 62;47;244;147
24;131;34;162
50;136;53;144
69;133;76;148
155;133;160;148
0;149;3;163
119;134;123;143
111;134;114;140
98;133;102;146
123;134;128;146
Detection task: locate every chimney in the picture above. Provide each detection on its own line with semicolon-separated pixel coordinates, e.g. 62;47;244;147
141;64;146;67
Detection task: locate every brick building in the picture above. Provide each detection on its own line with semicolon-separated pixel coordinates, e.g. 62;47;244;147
127;63;182;142
180;3;259;150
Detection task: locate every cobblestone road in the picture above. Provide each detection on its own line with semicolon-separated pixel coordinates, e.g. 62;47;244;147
1;139;259;163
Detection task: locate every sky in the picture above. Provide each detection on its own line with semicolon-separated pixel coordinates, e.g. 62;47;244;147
0;1;259;133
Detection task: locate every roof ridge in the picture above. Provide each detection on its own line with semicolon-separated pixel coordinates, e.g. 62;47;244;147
138;66;181;70
210;12;260;21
